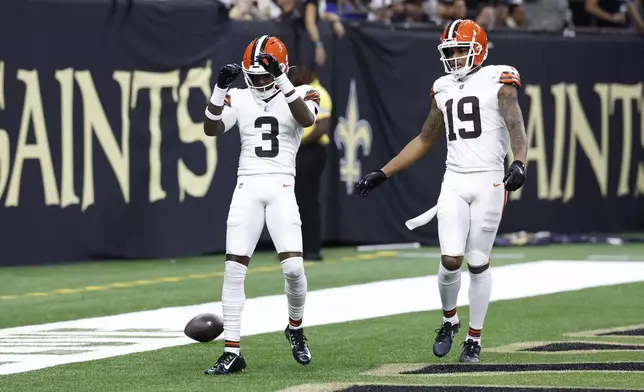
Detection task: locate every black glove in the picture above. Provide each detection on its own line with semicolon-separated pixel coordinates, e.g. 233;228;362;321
503;160;525;192
356;170;388;197
256;53;283;78
217;64;242;89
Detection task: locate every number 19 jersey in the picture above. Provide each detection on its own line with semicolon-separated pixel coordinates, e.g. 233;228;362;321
221;85;320;177
431;65;521;173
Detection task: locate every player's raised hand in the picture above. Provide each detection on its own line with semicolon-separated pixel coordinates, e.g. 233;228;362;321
503;160;525;192
217;64;242;89
356;170;388;197
256;53;283;77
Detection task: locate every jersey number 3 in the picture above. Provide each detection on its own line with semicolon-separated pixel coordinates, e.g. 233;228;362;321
254;116;279;158
445;96;482;141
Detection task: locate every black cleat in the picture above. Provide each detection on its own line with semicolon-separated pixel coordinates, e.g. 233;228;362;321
285;326;312;365
204;351;247;375
459;339;481;363
432;321;460;357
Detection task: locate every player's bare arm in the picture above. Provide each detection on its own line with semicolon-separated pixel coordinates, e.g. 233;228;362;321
498;83;528;191
204;64;241;137
256;53;316;127
356;97;444;197
381;98;444;177
498;84;527;163
283;89;316;127
204;103;225;136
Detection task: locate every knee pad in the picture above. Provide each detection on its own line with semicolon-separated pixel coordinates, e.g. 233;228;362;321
465;249;489;268
281;257;304;281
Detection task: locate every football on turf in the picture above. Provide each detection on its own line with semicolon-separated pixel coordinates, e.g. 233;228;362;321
183;313;224;342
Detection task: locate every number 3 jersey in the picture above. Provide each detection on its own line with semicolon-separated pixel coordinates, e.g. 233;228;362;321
219;84;320;177
432;65;521;173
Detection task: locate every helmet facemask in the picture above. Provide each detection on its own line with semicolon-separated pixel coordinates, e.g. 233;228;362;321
438;40;483;80
242;65;279;100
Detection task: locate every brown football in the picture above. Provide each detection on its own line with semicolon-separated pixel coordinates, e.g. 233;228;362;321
183;313;224;343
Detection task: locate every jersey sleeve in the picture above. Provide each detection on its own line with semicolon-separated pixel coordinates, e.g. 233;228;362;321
430;77;446;100
297;85;321;121
496;66;522;89
430;78;446;110
316;86;332;120
221;89;238;132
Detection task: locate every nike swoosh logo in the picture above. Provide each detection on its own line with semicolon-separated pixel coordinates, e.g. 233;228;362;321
222;360;234;370
493;183;502;187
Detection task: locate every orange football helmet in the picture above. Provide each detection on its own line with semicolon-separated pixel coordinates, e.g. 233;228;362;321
242;35;290;100
438;19;488;79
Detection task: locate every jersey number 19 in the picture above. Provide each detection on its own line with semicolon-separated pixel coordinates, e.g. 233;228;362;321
445;96;482;141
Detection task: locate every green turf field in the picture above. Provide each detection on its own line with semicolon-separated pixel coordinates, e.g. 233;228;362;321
1;244;644;392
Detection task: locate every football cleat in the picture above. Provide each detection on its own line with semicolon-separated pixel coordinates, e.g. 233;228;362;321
204;351;247;375
459;339;481;363
432;321;460;357
285;326;312;365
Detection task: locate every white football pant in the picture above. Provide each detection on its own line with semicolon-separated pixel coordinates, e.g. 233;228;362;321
226;174;303;257
437;170;507;267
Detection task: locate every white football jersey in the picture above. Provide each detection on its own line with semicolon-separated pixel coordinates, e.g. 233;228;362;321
220;85;320;177
432;65;521;173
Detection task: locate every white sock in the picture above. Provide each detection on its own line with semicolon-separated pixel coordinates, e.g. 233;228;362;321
281;257;307;329
467;267;492;345
222;260;247;355
438;263;461;325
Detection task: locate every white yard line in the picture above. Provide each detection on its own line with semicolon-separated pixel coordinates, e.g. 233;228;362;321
1;260;643;376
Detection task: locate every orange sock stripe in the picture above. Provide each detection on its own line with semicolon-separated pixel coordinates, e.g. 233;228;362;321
224;340;240;348
289;318;302;327
468;327;482;337
443;308;457;318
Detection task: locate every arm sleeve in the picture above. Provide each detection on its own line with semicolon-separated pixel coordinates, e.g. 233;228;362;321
222;92;238;132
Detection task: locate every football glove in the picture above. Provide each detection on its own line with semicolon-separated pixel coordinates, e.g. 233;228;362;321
256;53;283;78
356;170;388;197
503;160;525;192
217;64;242;89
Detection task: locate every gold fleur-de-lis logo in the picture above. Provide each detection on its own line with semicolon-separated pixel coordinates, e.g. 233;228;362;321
334;80;373;195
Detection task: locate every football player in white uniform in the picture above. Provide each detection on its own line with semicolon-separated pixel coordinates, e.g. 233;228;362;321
202;35;321;375
357;19;528;363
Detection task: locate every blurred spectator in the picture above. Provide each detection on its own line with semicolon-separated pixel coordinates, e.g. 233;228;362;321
321;11;347;37
430;0;468;26
229;0;281;19
291;65;332;262
583;0;628;25
523;0;569;31
569;0;644;31
475;0;567;31
323;0;371;20
476;0;509;29
276;0;325;66
505;0;526;27
621;0;644;32
276;0;345;67
369;0;432;22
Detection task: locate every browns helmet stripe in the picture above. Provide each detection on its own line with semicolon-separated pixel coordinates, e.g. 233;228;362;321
448;19;463;39
251;35;270;66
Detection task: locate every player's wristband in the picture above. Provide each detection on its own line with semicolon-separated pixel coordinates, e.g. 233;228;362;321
210;85;227;107
275;74;295;98
284;91;301;104
204;107;222;121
